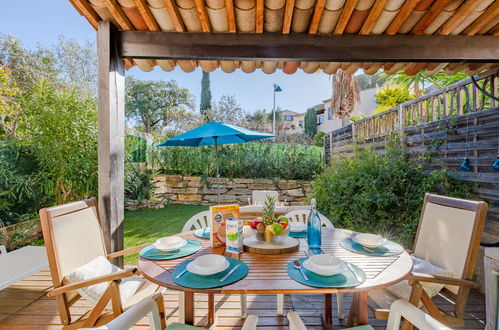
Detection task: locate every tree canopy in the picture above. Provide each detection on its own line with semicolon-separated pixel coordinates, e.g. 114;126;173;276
125;77;194;134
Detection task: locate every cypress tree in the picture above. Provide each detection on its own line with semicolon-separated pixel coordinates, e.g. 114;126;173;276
304;107;317;137
200;71;212;115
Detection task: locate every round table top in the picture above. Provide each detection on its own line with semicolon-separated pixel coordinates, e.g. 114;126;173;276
138;228;413;294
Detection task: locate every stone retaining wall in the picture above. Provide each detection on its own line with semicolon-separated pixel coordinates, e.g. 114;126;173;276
128;175;312;209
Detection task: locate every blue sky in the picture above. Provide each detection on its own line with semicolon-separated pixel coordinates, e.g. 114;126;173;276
0;0;334;114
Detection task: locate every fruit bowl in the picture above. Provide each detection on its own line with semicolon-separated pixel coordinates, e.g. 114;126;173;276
251;194;290;244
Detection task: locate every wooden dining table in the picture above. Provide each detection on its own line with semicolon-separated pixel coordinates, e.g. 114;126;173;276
138;228;412;329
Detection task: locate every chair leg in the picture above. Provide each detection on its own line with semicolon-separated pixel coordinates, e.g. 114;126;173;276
178;291;185;324
277;294;284;316
240;294;247;319
153;293;167;330
337;293;345;320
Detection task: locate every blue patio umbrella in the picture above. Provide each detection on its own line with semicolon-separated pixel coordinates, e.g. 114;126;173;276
158;121;274;202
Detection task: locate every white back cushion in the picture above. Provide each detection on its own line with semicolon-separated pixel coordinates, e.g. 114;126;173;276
414;202;476;294
65;256;144;305
51;207;107;277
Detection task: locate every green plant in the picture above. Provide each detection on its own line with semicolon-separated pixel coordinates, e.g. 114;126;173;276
313;132;326;147
374;85;415;114
7;228;31;249
124;167;158;201
312;136;472;246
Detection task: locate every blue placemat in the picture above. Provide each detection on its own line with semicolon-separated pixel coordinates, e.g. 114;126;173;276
287;258;366;288
172;257;248;289
139;240;202;260
339;237;404;256
194;227;210;239
289;231;307;238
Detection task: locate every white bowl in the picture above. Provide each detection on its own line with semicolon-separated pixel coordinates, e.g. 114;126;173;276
289;223;307;233
187;254;229;276
154;236;187;251
353;233;386;248
306;254;342;276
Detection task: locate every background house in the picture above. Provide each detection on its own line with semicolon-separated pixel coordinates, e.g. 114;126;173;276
315;87;377;134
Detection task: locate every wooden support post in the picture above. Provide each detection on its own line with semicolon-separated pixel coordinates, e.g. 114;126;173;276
97;21;125;267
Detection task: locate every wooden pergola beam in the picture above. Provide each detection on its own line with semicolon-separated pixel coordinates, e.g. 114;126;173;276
120;32;499;62
97;21;125;267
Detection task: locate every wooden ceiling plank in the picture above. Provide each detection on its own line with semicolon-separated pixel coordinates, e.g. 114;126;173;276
134;0;160;31
463;2;499;36
386;0;422;35
439;0;484;35
490;23;499;36
162;0;185;32
256;0;264;33
411;0;453;35
282;0;296;34
194;0;211;32
334;0;359;35
103;0;134;30
308;0;326;34
225;0;236;33
359;0;389;35
70;0;100;30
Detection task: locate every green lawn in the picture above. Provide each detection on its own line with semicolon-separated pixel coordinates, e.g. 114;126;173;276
124;204;208;264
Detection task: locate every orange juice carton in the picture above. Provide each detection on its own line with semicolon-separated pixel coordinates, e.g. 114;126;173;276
209;204;240;248
226;218;243;254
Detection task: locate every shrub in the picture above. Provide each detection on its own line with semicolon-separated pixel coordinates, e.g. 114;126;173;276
154;142;323;181
374;85;415;114
312;137;472;246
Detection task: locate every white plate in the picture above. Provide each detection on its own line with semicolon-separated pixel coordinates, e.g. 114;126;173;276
303;259;346;277
187;259;230;276
153;238;187;252
352;233;386;248
289;223;307;233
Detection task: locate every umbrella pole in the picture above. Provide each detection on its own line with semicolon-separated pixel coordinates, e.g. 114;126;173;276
215;137;220;204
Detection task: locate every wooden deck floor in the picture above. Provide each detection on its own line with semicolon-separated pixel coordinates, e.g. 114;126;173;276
0;269;487;329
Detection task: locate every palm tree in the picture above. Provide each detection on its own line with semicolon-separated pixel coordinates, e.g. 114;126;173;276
331;69;360;120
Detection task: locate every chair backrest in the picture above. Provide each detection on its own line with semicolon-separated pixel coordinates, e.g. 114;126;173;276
40;198;108;289
182;211;211;232
252;190;279;206
413;193;487;296
284;210;334;228
0;245;6;255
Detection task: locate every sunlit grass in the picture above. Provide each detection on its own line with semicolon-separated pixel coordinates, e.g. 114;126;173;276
124;204;208;264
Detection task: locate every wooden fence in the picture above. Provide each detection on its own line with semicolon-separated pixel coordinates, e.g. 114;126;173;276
325;69;499;248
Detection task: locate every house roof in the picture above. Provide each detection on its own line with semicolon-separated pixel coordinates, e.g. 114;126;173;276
71;0;499;75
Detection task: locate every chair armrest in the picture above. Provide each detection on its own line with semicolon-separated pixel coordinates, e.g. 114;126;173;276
386;299;451;330
287;311;307;330
107;244;150;260
241;315;258;330
407;273;478;288
48;267;138;297
81;296;163;330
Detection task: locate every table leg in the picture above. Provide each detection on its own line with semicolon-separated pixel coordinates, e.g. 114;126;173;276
208;293;215;325
184;291;194;325
346;292;368;327
321;293;334;330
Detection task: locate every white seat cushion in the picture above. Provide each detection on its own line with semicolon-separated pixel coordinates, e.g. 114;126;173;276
387;256;454;301
65;256;144;305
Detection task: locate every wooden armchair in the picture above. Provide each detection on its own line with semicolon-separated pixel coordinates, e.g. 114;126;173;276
369;193;488;328
39;198;166;329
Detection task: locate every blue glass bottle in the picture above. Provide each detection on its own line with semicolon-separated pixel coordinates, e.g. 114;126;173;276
307;198;321;249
